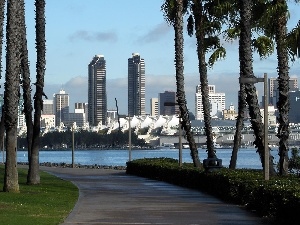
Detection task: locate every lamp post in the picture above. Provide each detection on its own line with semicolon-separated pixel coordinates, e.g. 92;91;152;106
72;123;75;168
239;73;269;180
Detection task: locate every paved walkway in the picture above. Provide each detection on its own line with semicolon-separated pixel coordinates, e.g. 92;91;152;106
40;166;270;225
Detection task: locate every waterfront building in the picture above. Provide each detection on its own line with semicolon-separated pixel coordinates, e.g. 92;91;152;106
150;98;159;116
223;104;238;120
260;105;277;125
195;85;225;120
54;89;69;126
88;55;107;126
159;91;179;116
269;77;298;106
128;53;145;117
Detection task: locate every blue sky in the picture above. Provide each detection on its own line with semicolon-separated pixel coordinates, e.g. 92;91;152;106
2;0;300;115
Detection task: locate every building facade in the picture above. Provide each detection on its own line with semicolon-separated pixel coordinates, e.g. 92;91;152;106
53;89;69;126
159;91;179;116
150;98;159;116
88;55;107;126
42;99;54;115
268;77;298;106
195;85;225;120
128;53;145;117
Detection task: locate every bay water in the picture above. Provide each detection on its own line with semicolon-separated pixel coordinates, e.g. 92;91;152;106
0;147;281;169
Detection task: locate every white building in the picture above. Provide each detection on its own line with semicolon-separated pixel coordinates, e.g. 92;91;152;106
40;114;55;128
195;85;225;120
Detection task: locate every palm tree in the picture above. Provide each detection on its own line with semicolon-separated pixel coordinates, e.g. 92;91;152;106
238;0;276;175
187;0;226;161
19;0;34;183
273;0;290;176
162;0;201;167
257;0;300;175
27;0;46;184
3;0;22;192
0;0;6;153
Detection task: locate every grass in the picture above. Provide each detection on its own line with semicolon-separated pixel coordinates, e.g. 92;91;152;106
0;165;78;225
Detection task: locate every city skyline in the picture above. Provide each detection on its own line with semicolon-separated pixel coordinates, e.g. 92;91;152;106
0;1;299;114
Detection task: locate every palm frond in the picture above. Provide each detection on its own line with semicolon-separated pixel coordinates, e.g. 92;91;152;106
252;36;274;59
208;47;226;67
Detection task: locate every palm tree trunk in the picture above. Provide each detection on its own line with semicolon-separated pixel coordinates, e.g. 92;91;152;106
28;0;46;184
192;1;216;159
19;0;34;177
175;0;201;167
0;0;6;152
230;85;246;169
0;0;5;76
239;0;275;175
3;0;22;192
274;0;289;176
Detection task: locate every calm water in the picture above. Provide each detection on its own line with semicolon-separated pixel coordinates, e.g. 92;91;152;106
0;148;280;169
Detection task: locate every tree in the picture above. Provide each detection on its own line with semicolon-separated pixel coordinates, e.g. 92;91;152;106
26;0;46;184
162;0;201;168
238;0;276;175
3;0;22;192
256;0;300;175
0;0;5;154
187;0;227;160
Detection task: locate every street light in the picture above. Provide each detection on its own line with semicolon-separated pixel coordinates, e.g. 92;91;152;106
239;73;269;180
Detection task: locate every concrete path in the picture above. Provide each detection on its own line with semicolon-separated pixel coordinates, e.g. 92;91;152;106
40;166;270;225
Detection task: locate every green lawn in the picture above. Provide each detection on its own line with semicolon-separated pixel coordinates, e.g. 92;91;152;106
0;165;78;225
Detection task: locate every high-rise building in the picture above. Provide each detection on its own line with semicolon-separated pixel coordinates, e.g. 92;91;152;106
195;85;225;120
54;89;69;126
150;98;159;116
128;53;145;116
88;55;107;126
159;91;179;116
42;99;54;115
268;77;298;106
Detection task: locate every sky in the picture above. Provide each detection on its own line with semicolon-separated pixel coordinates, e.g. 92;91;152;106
1;0;300;115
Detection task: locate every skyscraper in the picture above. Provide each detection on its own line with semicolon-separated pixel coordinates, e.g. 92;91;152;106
159;91;179;116
128;53;145;116
54;89;69;126
88;55;107;126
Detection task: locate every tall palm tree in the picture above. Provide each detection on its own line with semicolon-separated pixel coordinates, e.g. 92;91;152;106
19;0;34;183
27;0;46;184
273;0;290;176
238;0;276;175
3;0;22;192
162;0;201;167
257;0;300;175
225;0;275;169
187;0;226;161
0;0;6;152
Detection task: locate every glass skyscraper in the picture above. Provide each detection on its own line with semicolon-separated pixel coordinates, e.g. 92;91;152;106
128;53;145;116
88;55;107;126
